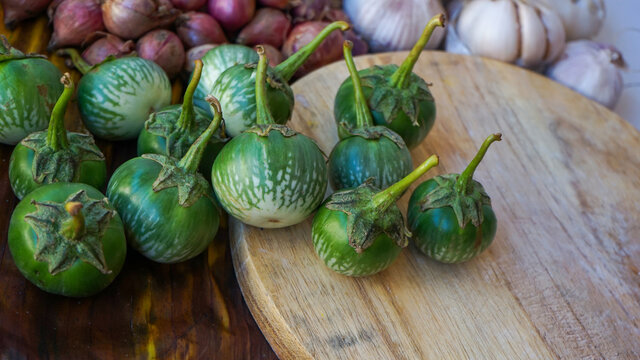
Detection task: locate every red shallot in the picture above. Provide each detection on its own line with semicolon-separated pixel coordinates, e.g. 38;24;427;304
81;32;134;65
282;21;343;77
176;12;227;49
102;0;179;40
207;0;255;32
171;0;206;11
137;29;186;78
47;0;104;51
1;0;51;29
236;8;290;48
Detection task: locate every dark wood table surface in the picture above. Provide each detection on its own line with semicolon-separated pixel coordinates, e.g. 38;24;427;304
0;9;277;360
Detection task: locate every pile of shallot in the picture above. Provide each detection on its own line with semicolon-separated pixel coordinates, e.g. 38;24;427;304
1;0;369;79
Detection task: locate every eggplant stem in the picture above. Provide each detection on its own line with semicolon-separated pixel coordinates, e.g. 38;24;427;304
46;73;74;151
57;48;92;75
255;46;276;126
389;14;445;89
454;133;502;195
177;96;223;173
372;154;439;210
60;202;85;241
176;59;203;130
343;40;374;129
275;21;350;82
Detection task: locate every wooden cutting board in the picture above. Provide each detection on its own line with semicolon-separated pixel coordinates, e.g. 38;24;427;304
231;52;640;359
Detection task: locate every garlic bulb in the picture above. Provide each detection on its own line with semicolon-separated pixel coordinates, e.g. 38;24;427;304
343;0;446;52
528;0;605;40
546;40;625;109
446;0;566;68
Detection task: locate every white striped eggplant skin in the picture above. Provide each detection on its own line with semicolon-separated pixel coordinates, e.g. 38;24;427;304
193;44;258;114
211;65;293;137
311;204;402;277
106;157;220;264
0;58;63;145
77;57;171;141
211;129;327;228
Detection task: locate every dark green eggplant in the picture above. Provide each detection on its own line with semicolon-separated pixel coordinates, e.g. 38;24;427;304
60;49;171;141
211;46;328;228
408;133;501;263
334;14;445;149
137;59;227;179
211;21;350;137
0;36;63;145
312;155;439;277
9;74;106;200
328;40;412;191
107;97;223;263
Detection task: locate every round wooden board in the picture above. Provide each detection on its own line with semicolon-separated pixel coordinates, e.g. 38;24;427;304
230;52;640;359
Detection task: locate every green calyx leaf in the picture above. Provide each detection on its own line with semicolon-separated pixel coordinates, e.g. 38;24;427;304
362;65;434;127
244;123;298;137
326;179;410;253
21;132;105;184
419;174;492;228
142;153;212;208
23;190;114;275
144;108;227;158
339;123;407;149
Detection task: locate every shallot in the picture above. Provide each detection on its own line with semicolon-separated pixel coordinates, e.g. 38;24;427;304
81;32;134;65
102;0;179;40
291;0;329;23
207;0;255;32
137;29;186;78
282;21;343;77
47;0;104;51
171;0;206;11
258;0;288;9
184;43;217;72
176;12;227;49
546;40;625;109
1;0;51;29
236;8;291;48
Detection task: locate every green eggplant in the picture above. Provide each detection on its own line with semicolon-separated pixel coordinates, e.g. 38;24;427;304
212;21;350;137
137;59;227;179
8;182;127;297
0;36;63;145
328;40;412;191
60;49;171;141
193;44;259;114
9;74;106;200
408;134;501;263
107;97;223;264
312;155;439;277
211;47;328;228
334;14;445;149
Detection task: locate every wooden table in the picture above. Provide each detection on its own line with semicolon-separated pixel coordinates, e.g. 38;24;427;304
0;11;276;360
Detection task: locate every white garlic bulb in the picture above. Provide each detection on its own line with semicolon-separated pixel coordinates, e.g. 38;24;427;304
343;0;446;52
528;0;605;40
446;0;566;68
546;40;625;109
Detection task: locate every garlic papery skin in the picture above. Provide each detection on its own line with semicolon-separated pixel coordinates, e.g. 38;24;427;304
343;0;446;52
450;0;566;68
545;40;625;109
528;0;605;40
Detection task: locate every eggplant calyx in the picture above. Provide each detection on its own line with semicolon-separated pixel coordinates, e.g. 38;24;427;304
362;65;434;127
21;132;104;184
339;124;407;149
325;179;410;253
24;190;114;275
142;153;213;208
418;174;492;228
245;124;298;138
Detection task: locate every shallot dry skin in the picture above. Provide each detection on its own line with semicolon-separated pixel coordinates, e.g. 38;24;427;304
282;21;343;77
176;12;227;48
237;8;291;48
81;32;135;65
207;0;255;32
136;29;186;78
171;0;206;11
102;0;179;40
48;0;104;51
2;0;51;29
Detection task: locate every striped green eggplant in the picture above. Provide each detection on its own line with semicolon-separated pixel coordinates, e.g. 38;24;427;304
328;41;412;191
211;47;327;228
0;36;63;145
211;21;350;137
193;44;258;115
61;49;171;141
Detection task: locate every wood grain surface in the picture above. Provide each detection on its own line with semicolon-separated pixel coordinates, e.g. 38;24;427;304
0;9;276;360
232;52;640;359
